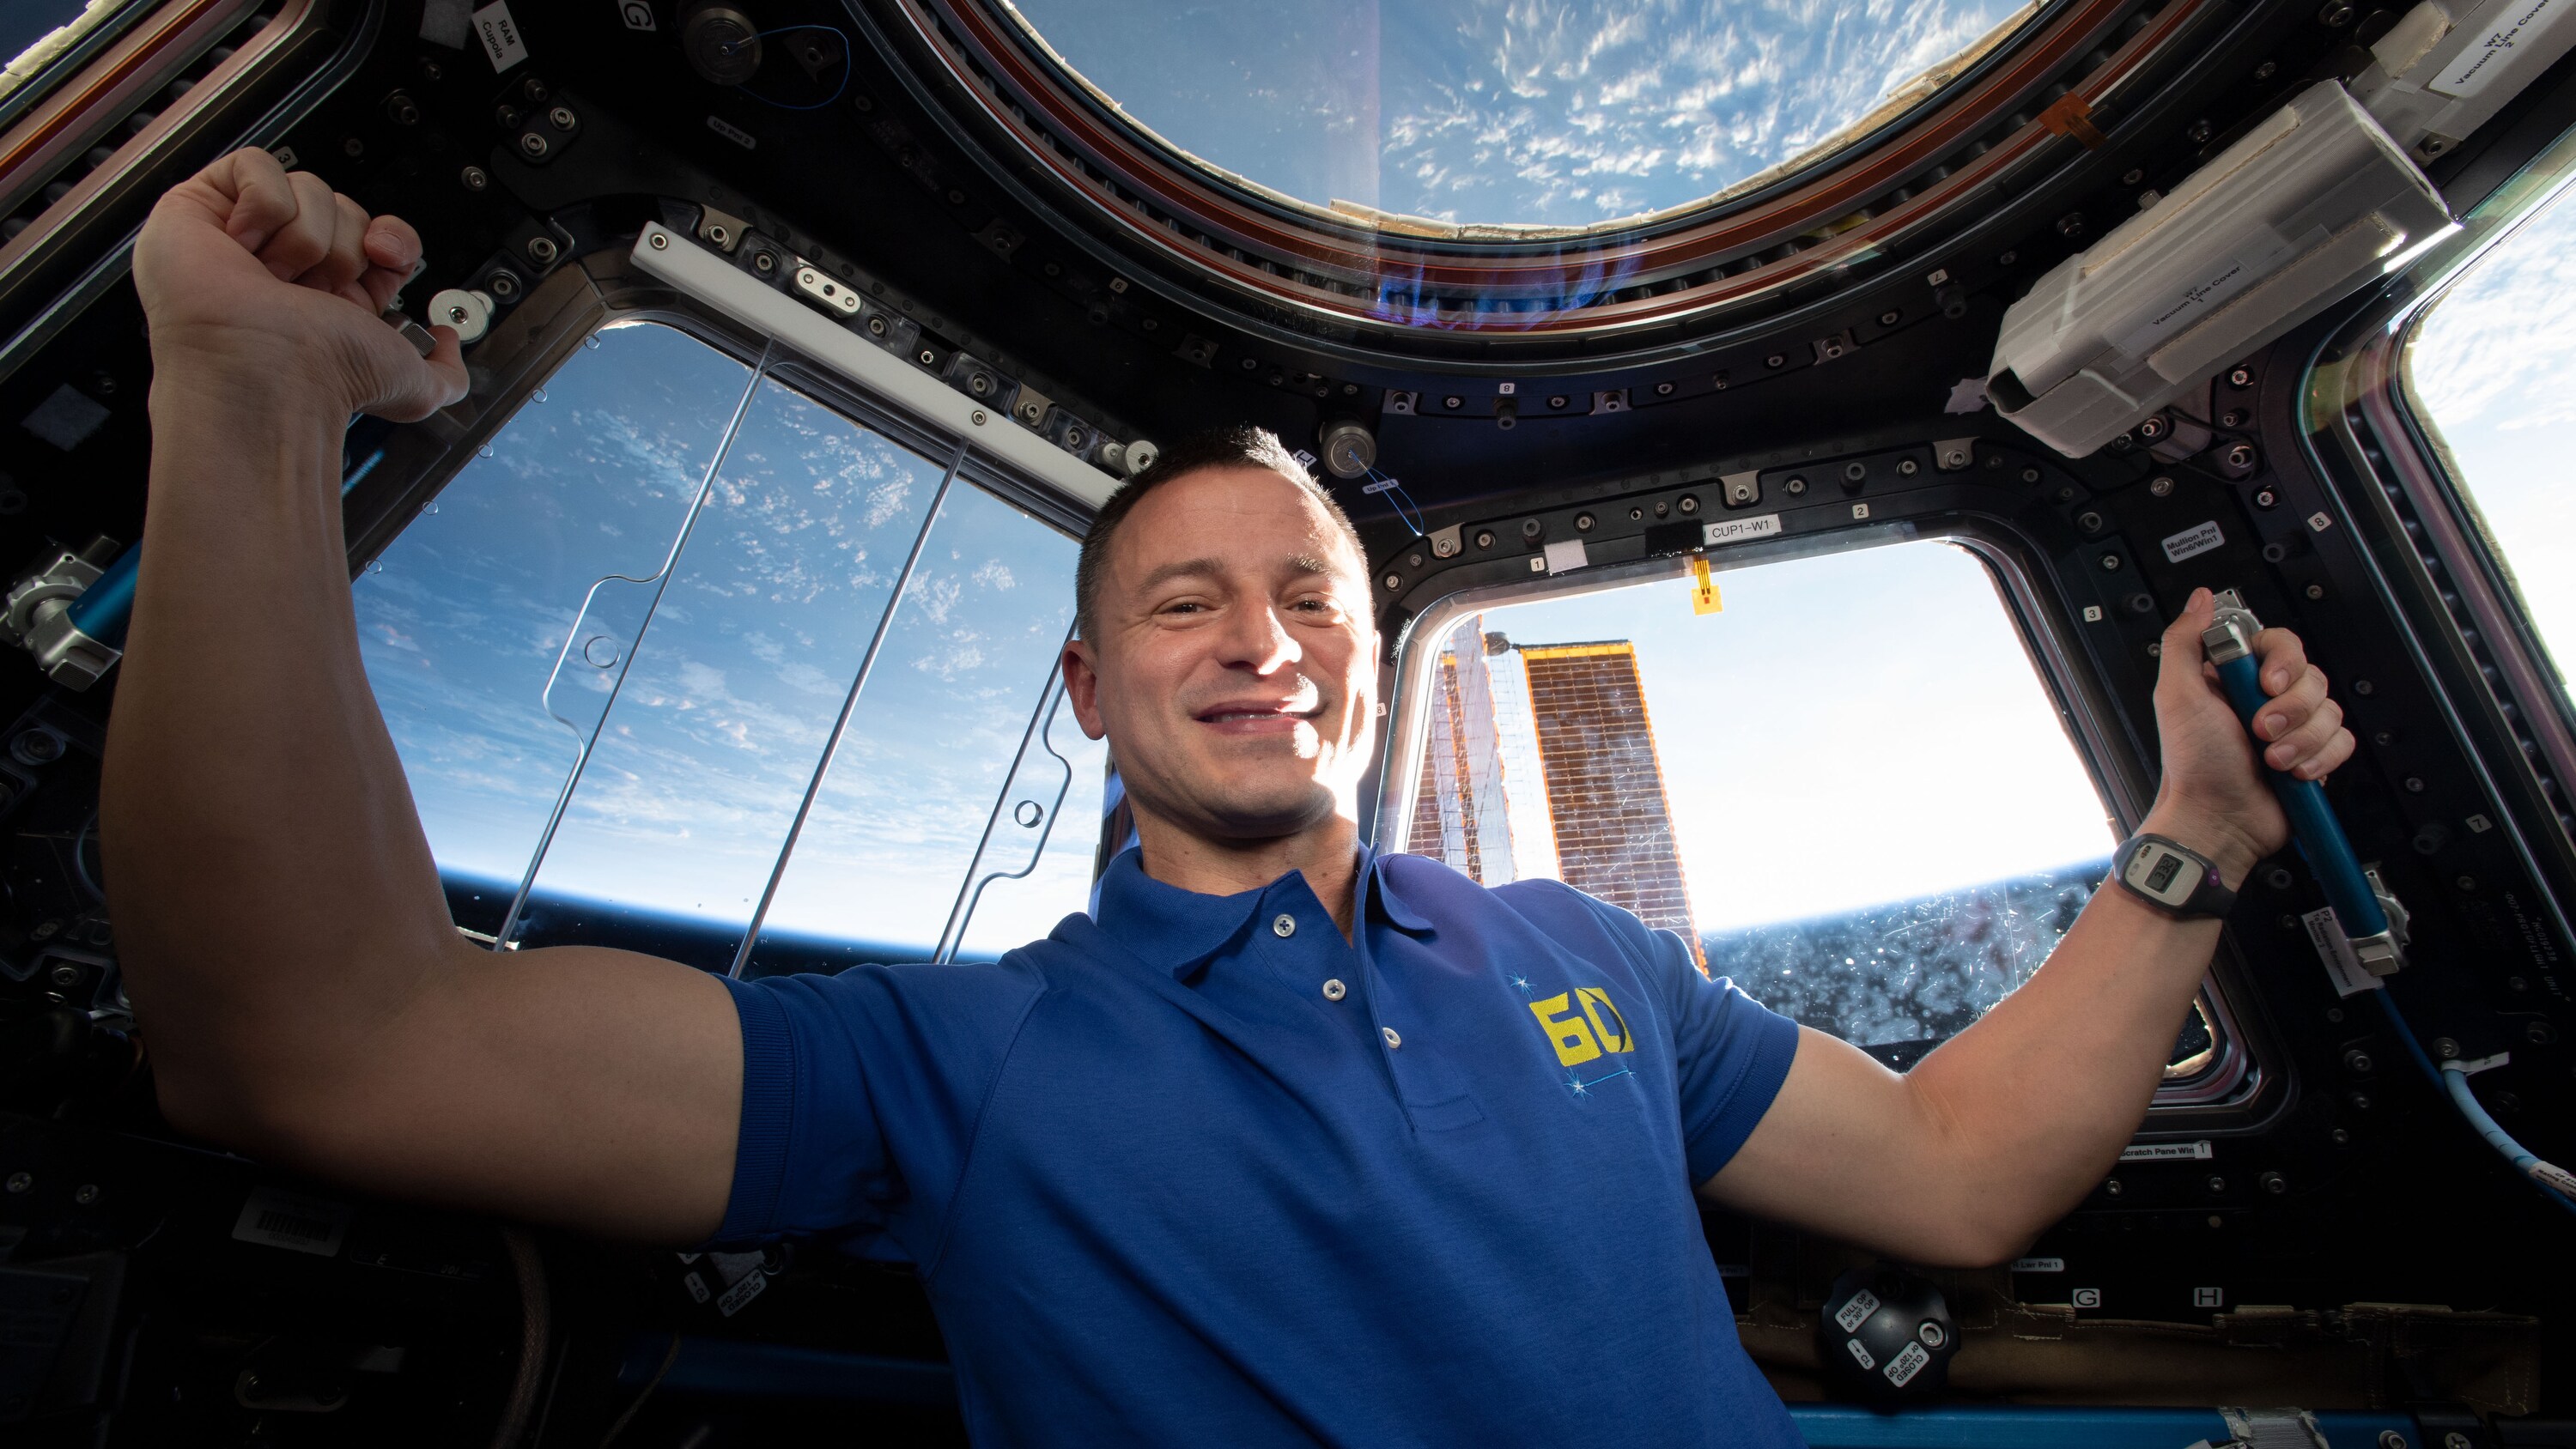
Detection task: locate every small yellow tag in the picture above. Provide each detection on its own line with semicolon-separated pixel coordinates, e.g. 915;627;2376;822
1689;556;1722;615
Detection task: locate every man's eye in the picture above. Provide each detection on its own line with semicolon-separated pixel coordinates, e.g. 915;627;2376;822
1161;600;1206;615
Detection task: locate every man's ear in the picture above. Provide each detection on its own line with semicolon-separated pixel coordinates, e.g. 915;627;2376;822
1063;640;1108;741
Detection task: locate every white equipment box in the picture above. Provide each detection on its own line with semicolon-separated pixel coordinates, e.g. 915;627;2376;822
1987;81;2449;457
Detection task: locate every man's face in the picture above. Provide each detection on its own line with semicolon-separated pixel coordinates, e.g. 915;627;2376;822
1065;466;1379;845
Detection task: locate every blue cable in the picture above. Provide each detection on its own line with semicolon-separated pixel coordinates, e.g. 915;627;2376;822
1358;465;1426;537
2204;593;2573;1221
2372;991;2576;1218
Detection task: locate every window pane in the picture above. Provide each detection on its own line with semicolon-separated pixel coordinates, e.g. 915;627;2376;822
1399;541;2118;1053
2406;185;2576;668
354;322;755;933
747;482;1086;973
506;378;947;970
1004;0;2039;227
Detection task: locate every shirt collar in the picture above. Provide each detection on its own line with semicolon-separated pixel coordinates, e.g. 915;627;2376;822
1092;842;1435;975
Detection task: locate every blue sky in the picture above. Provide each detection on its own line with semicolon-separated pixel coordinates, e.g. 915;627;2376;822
1458;542;2116;930
1005;0;2035;226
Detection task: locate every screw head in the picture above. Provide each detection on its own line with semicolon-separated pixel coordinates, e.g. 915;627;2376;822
2379;1431;2408;1449
2259;1171;2287;1195
517;130;549;160
2252;487;2279;509
1574;512;1595;532
1474;530;1495;549
1383;573;1401;591
2433;1036;2461;1059
4;1172;28;1193
1785;476;1807;495
2530;1021;2560;1045
2226;443;2259;470
549;106;577;131
2445;1434;2471;1449
2099;553;2123;572
2077;511;2105;533
2206;1174;2227;1193
526;235;559;265
1677;494;1699;514
48;964;79;987
1879;309;1901;325
73;1183;98;1204
2149;476;2174;496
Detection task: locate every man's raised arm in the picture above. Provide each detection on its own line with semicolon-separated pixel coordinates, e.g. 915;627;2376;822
1701;589;2352;1265
106;149;740;1242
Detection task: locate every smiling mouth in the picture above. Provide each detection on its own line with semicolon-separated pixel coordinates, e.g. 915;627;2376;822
1194;703;1321;725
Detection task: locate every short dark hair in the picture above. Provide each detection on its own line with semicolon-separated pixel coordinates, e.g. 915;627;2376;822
1073;424;1366;642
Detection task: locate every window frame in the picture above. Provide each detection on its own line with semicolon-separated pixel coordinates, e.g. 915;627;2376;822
1369;518;2265;1113
2304;112;2576;943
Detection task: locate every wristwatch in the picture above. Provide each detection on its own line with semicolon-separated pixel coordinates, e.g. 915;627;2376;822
2111;833;2238;920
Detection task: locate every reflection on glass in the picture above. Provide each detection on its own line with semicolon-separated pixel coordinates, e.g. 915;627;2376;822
953;689;1111;963
1004;0;2039;228
507;379;949;969
746;482;1084;973
2407;185;2576;670
354;323;756;932
1401;540;2117;1053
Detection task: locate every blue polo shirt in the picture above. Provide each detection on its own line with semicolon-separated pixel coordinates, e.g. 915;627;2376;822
715;846;1804;1446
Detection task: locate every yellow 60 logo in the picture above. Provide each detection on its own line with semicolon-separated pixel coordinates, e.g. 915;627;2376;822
1528;987;1635;1067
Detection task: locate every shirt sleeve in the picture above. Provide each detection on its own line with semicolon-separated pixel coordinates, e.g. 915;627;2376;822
1643;926;1801;1185
712;960;1045;1252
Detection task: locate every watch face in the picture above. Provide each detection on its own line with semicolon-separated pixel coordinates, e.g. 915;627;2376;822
2124;844;2199;906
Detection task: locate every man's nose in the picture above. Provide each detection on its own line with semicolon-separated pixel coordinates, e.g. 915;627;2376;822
1215;598;1300;676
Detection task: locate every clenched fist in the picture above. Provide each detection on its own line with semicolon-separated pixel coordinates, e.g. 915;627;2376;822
2141;586;2357;887
134;147;467;421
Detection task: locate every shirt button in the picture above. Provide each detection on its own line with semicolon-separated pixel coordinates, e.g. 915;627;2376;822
1272;912;1297;938
1382;1026;1403;1049
1321;978;1346;1001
